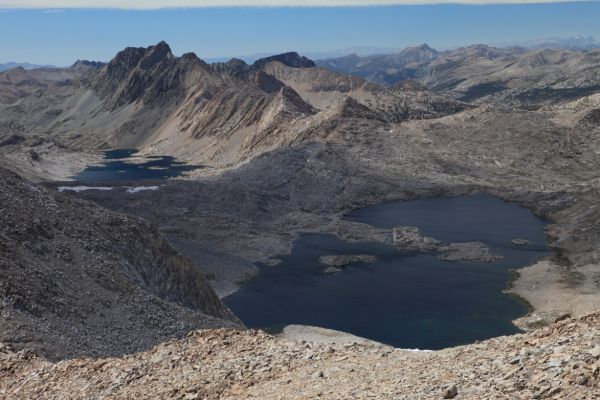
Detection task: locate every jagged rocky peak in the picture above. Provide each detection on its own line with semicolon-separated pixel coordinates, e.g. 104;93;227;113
102;41;172;75
253;52;316;69
89;41;207;109
71;60;106;69
108;46;147;72
139;41;174;69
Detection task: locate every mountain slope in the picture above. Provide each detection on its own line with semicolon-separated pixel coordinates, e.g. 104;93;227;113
0;168;239;360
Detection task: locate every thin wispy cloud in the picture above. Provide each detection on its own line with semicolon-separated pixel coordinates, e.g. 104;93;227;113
0;0;591;9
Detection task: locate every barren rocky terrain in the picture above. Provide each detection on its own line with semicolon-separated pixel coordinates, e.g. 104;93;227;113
1;41;600;397
0;168;239;360
2;312;600;399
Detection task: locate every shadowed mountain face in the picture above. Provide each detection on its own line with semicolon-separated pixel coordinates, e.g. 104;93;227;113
252;51;317;69
0;167;239;360
317;44;600;106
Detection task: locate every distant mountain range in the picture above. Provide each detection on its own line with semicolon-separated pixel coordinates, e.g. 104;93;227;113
203;47;401;64
5;35;598;76
316;38;600;89
496;35;600;51
316;44;439;86
0;62;57;72
204;35;600;66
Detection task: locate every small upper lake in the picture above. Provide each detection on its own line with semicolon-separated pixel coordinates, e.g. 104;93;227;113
223;194;550;350
73;149;200;182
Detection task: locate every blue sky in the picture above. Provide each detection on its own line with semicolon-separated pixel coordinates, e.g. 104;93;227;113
1;2;600;65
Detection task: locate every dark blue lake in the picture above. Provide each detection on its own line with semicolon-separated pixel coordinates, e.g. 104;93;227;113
223;194;550;350
73;149;200;182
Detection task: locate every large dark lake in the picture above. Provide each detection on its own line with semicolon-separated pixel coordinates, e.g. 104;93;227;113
223;194;550;350
73;149;199;181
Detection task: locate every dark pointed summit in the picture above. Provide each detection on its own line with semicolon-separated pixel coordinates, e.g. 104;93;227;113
109;46;146;70
139;41;173;69
253;52;316;69
106;41;172;72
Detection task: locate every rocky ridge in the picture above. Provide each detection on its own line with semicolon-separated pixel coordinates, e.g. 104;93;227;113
1;312;600;399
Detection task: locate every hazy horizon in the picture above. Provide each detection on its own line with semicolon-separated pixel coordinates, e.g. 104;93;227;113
1;2;600;65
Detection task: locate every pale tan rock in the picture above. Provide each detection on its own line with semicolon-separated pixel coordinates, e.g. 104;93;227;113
2;313;600;399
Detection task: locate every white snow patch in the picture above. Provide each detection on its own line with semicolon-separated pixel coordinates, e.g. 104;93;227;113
401;348;433;353
58;186;113;193
126;186;159;194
